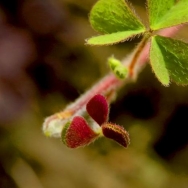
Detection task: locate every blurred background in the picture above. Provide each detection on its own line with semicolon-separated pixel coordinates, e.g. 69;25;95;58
0;0;188;187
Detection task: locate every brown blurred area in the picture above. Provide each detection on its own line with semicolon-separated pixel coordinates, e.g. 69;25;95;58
0;0;188;188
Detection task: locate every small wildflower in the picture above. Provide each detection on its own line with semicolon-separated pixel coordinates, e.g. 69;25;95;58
43;94;130;148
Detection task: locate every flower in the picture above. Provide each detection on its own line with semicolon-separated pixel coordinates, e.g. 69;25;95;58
61;94;130;148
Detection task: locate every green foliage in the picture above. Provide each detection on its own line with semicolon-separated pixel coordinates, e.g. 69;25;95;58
150;36;171;85
149;0;188;30
87;30;144;46
87;0;188;85
86;0;146;45
148;0;175;30
150;35;188;85
108;56;128;79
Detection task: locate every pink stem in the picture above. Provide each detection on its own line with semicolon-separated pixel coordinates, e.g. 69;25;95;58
43;25;182;137
66;73;124;113
65;26;182;113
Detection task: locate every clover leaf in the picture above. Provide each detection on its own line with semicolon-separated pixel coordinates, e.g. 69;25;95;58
86;0;146;45
150;35;188;85
148;0;188;30
87;0;188;86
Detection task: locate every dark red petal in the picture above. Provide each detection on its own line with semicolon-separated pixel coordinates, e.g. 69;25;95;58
101;123;130;147
86;94;109;125
63;116;98;148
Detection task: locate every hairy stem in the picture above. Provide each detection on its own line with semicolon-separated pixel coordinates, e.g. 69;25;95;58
43;25;182;137
68;26;181;107
128;33;150;77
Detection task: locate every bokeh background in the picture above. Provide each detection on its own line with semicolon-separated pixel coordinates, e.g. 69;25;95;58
1;0;188;187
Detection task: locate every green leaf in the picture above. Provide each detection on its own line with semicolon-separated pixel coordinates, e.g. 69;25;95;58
153;0;188;30
150;35;188;85
150;36;170;85
90;0;145;33
87;0;146;45
86;30;144;45
148;0;175;30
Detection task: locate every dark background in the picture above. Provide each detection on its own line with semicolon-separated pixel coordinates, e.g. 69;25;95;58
0;0;188;187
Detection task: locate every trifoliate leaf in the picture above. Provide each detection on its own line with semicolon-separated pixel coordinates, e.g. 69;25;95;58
148;0;175;30
154;0;188;30
150;35;188;85
86;0;146;45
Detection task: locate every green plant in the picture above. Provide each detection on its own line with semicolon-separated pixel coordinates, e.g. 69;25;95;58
87;0;188;85
43;0;188;148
